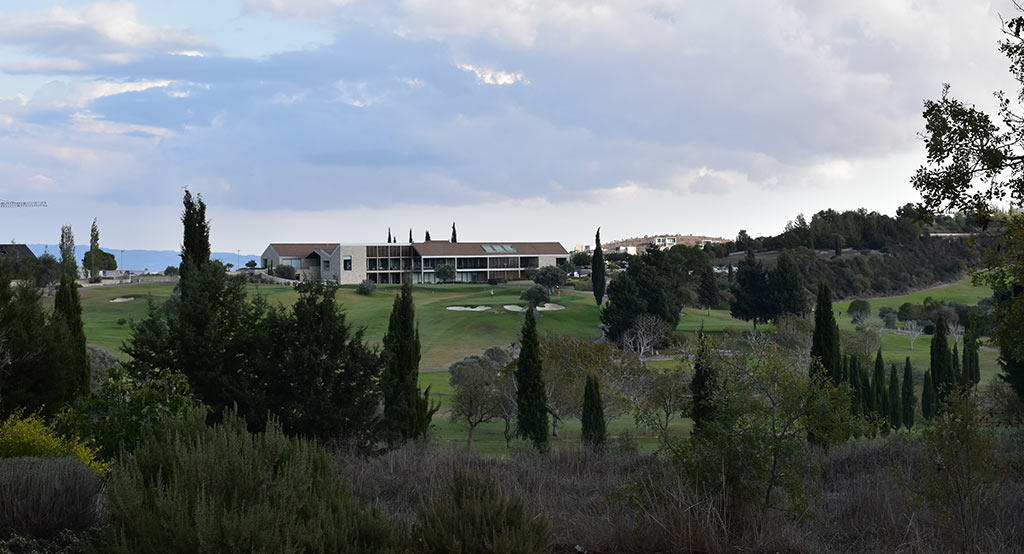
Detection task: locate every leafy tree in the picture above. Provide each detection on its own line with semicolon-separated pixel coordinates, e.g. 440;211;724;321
767;249;807;319
879;306;898;329
689;332;715;435
539;336;618;437
447;355;501;448
82;250;116;274
532;266;566;290
571;251;591;267
902;357;915;430
31;253;61;288
697;261;719;316
163;265;179;276
514;307;547;450
520;284;550;309
580;373;606;449
903;319;924;351
601;246;687;342
730;250;770;328
592;228;605;306
848;299;871;325
450;222;457;243
810;283;841;383
434;263;456;283
381;278;434;440
888;362;901;431
245;259;257;269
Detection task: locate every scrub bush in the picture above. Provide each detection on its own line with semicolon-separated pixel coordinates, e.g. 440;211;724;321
0;457;102;540
104;410;404;554
0;414;108;475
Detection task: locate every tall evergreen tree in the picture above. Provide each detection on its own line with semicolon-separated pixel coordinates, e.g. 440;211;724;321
180;190;211;273
689;332;715;434
872;350;886;419
998;338;1024;400
930;316;952;406
888;363;901;430
963;324;981;387
952;343;962;386
515;307;548;450
902;357;915;430
581;373;606;449
858;357;873;414
848;355;862;415
768;249;807;318
408;229;413;243
922;370;935;420
88;218;100;279
450;222;457;243
697;262;719;316
387;228;392;243
810;283;841;383
592;228;605;306
730;250;770;329
425;230;431;241
53;225;89;400
381;278;434;440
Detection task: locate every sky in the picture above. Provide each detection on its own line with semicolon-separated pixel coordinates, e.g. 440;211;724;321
0;0;1020;253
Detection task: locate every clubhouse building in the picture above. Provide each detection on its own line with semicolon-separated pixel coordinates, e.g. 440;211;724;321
260;241;569;285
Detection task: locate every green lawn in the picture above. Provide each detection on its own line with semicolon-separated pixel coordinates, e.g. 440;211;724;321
72;282;602;368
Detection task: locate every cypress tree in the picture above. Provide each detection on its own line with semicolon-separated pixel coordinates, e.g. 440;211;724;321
849;355;862;415
425;230;431;241
592;228;605;307
581;373;606;449
922;370;935;420
888;363;901;430
697;262;719;316
387;229;392;243
408;229;413;243
515;307;548;450
689;332;715;434
857;356;872;415
902;357;915;430
930;316;951;406
768;249;808;318
872;350;886;418
952;343;962;386
810;283;841;383
180;190;211;274
88;218;100;279
382;278;433;440
450;222;457;243
963;326;978;387
53;225;90;400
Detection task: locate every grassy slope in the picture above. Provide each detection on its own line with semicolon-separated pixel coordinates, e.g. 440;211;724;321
73;276;994;452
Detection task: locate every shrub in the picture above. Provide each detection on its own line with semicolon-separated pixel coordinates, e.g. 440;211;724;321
486;277;506;286
0;414;108;475
272;264;298;280
55;367;204;460
356;279;376;295
434;264;456;283
104;411;403;554
0;457;102;540
417;470;551;554
568;278;592;291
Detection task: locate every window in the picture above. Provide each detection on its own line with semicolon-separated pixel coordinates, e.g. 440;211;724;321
343;256;352;271
324;260;331;270
282;257;302;269
368;258;377;271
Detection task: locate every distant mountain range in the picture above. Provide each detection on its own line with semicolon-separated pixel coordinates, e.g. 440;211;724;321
27;245;259;272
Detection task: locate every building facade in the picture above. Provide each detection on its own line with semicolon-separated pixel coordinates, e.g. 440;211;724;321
261;241;569;285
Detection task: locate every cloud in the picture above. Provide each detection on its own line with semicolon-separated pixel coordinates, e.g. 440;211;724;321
456;63;527;85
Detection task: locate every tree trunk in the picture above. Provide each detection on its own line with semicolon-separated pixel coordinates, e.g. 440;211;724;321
551;414;559;437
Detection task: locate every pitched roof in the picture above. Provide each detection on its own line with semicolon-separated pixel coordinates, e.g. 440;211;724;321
0;244;35;259
268;243;339;257
412;241;567;257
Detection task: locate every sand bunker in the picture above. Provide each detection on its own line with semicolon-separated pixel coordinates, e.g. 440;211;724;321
503;303;565;312
109;297;135;303
446;306;492;311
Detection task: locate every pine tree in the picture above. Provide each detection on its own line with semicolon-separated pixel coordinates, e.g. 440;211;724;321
425;230;431;241
930;316;951;406
689;332;715;434
53;225;90;400
902;357;915;430
450;222;457;243
730;250;769;329
88;218;100;279
872;350;886;418
922;370;935;420
810;283;841;383
592;228;605;307
382;278;433;440
581;373;606;449
697;262;719;316
888;363;901;430
768;249;807;318
515;307;548;450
